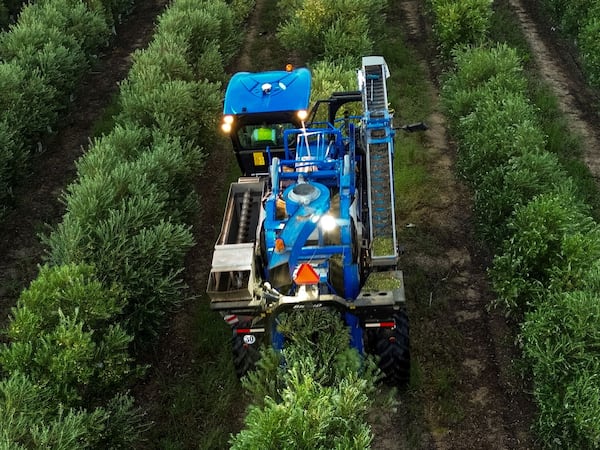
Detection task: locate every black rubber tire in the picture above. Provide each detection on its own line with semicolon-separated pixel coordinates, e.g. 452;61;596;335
232;327;261;378
370;311;410;387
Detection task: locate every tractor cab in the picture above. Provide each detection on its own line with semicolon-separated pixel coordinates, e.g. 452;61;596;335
220;66;311;176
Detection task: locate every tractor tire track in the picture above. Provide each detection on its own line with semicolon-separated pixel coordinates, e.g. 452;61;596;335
509;0;600;180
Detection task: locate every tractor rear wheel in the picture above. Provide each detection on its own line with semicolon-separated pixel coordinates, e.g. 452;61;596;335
370;311;410;387
232;325;261;378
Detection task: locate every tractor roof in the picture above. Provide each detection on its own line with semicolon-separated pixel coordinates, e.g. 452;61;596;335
223;67;311;115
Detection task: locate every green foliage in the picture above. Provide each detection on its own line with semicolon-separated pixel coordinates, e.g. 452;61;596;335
309;60;360;122
441;44;526;128
277;0;385;63
538;0;600;89
231;368;374;449
0;60;57;141
77;127;203;217
76;124;152;176
0;373;147;449
0;264;135;403
227;0;255;26
14;0;110;55
44;131;198;340
118;77;221;145
156;0;238;66
97;393;151;448
44;175;194;339
0;0;133;213
0;23;87;103
129;42;195;83
522;290;600;448
231;310;377;449
323;16;372;62
116;32;222;145
1;0;242;445
438;4;600;446
7;264;125;338
456;91;545;186
430;0;493;58
490;191;600;314
551;0;596;35
474;150;571;246
578;6;600;88
0;372;105;449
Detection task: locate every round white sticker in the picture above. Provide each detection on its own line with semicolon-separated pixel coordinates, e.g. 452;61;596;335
243;335;256;345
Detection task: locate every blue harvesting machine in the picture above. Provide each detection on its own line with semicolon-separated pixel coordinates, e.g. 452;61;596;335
207;56;425;385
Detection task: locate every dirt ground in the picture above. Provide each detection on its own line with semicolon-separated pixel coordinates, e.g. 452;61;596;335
509;0;600;180
1;0;599;448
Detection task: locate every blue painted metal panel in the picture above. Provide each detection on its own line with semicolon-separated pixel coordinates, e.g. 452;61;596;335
223;68;312;115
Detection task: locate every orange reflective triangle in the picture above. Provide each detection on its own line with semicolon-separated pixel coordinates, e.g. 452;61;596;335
294;263;320;285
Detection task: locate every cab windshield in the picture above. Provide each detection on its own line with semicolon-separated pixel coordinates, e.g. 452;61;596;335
237;123;297;149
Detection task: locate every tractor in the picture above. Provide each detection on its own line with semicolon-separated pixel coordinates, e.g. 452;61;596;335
207;56;424;386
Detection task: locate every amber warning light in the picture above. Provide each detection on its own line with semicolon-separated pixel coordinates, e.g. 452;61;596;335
294;263;320;285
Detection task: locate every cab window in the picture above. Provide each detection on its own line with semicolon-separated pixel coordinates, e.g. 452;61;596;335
237;123;296;149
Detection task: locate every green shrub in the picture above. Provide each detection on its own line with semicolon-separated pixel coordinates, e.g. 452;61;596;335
117;38;222;144
231;367;374;449
0;61;57;142
132;36;196;82
278;0;385;62
15;0;110;55
127;133;203;215
323;16;372;62
77;127;203;217
44;169;194;339
490;191;600;313
0;372;106;448
118;78;221;145
0;23;87;101
7;264;125;336
309;59;360;122
0;264;135;403
579;8;600;88
47;216;193;341
195;43;226;84
441;44;526;126
557;0;595;35
430;0;493;57
522;289;600;448
0;373;146;448
456;91;545;185
474;150;571;246
227;0;255;27
231;310;377;449
76;124;152;177
157;0;238;65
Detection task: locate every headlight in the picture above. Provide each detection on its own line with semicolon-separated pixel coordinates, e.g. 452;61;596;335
319;214;337;232
221;115;234;133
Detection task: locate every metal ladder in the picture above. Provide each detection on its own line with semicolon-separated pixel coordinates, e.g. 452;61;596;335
360;56;397;267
